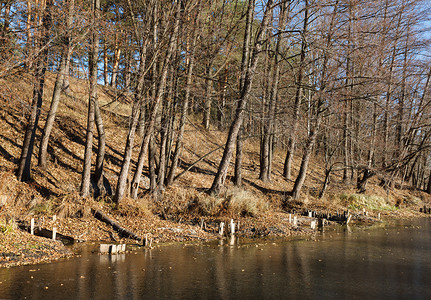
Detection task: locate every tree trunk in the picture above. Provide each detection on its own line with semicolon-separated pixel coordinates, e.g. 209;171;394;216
148;135;157;191
283;0;308;180
203;64;212;130
17;0;52;182
62;51;72;94
342;102;350;183
319;169;331;199
234;127;243;187
157;94;173;190
130;0;181;199
103;41;109;85
110;46;121;88
426;170;431;194
80;0;100;197
291;119;321;200
217;67;228;131
38;53;67;169
113;37;149;203
38;0;74;169
357;169;374;193
210;0;272;195
259;41;272;182
382;7;402;168
290;0;338;200
94;100;106;195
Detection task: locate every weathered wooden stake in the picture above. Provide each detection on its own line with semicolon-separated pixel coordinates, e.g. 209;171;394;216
53;215;57;222
310;221;316;230
30;218;34;235
378;213;381;220
145;234;148;246
100;244;126;254
288;214;292;223
308;211;312;218
219;222;225;235
230;219;235;235
293;216;298;226
100;244;110;253
52;227;57;240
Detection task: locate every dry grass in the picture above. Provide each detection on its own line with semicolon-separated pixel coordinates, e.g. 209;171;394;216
339;193;397;211
226;187;269;216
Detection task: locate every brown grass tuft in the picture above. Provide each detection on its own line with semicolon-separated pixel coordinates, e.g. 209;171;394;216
227;187;269;216
53;193;93;218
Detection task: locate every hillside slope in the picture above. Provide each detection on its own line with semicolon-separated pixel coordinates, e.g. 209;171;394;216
1;73;430;263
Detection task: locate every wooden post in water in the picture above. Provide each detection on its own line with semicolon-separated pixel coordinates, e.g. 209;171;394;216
293;216;298;226
219;222;225;235
100;244;110;253
110;244;117;254
52;227;57;240
230;219;235;235
308;211;312;217
30;218;34;235
310;221;316;230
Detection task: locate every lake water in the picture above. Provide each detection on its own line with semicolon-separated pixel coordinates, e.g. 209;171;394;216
0;218;430;299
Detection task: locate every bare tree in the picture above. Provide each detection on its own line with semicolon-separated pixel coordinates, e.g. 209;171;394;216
17;0;52;182
210;0;273;195
80;0;101;197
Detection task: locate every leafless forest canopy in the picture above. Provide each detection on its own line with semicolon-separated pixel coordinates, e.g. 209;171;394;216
1;0;431;203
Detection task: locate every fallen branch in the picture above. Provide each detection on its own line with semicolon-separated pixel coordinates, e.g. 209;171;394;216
92;209;142;242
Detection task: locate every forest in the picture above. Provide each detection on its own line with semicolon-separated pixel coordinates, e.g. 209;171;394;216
1;0;431;220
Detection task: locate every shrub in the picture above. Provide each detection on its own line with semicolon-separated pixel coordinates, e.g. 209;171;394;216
227;187;269;216
340;193;397;211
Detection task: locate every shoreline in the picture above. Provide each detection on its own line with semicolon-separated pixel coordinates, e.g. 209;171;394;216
1;205;428;269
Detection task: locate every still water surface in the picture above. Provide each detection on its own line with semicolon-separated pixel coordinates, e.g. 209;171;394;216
0;218;430;299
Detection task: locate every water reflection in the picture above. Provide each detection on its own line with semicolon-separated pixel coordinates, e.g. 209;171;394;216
1;219;430;299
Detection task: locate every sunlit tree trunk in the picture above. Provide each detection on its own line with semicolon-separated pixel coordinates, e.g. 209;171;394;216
80;0;100;197
17;0;52;181
38;0;74;169
130;0;181;199
210;0;272;195
283;0;309;180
